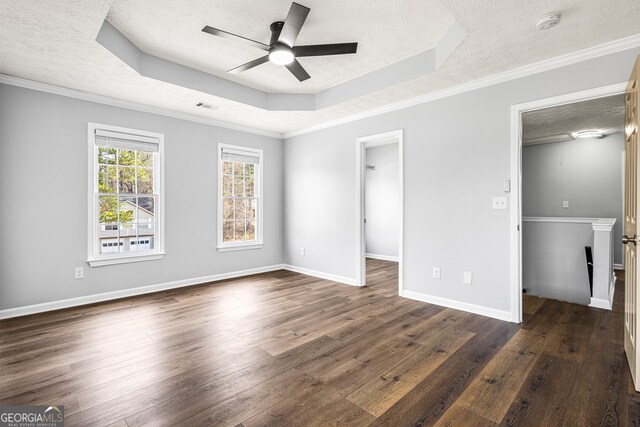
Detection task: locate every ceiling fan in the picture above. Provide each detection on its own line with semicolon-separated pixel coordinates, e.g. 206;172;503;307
201;2;358;82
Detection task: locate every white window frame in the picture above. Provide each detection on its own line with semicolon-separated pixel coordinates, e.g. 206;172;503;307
217;143;264;252
87;122;165;266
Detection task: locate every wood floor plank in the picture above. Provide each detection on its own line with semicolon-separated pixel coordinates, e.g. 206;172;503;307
64;347;273;426
1;331;155;385
628;397;640;425
434;403;497;427
120;335;341;426
174;369;321;427
2;260;639;426
454;329;547;423
370;320;519;426
346;328;475;417
591;310;624;345
240;383;375;427
297;312;446;386
523;295;546;315
562;340;628;426
499;353;578;427
75;341;269;411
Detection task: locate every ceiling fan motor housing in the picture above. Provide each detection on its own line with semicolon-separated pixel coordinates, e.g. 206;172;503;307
268;21;295;65
270;21;285;45
202;2;358;82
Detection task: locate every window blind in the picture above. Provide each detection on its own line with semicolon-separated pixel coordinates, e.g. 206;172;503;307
221;147;260;164
95;129;159;152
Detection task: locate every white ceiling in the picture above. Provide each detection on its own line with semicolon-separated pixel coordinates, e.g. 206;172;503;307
1;0;640;135
522;94;625;144
107;0;455;94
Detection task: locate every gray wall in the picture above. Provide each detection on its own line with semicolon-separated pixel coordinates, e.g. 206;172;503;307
522;135;624;265
365;144;400;258
522;221;594;305
283;47;640;314
0;84;284;310
2;46;638;317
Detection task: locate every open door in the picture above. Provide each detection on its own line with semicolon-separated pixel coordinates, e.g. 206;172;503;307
624;55;640;391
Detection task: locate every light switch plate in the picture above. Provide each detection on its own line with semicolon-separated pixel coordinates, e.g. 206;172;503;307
463;271;472;285
492;197;508;210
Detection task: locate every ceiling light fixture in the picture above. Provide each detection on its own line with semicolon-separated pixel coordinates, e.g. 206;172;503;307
536;12;561;30
268;44;294;65
572;129;604;139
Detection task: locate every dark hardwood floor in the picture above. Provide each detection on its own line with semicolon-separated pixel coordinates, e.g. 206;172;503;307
1;259;639;426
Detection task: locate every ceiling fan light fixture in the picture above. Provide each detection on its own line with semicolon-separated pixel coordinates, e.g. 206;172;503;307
572;129;604;139
269;45;294;65
203;2;357;82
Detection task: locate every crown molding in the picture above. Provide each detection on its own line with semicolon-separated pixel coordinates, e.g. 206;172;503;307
0;74;284;139
2;32;640;141
283;33;640;139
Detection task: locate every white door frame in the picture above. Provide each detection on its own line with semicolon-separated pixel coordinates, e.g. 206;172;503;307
356;129;404;294
510;82;626;322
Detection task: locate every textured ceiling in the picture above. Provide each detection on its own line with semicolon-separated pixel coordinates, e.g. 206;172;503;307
522;94;625;143
107;0;455;94
1;0;639;135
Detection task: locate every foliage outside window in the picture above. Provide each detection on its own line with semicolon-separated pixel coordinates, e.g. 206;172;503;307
218;144;263;251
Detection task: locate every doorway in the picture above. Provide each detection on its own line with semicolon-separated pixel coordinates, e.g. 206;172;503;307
511;82;627;322
356;130;403;294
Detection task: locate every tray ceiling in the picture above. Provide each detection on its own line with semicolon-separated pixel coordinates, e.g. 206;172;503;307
107;0;455;94
1;0;639;135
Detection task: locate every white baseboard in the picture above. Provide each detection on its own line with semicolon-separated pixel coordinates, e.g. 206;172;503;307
589;298;611;310
365;253;399;262
0;264;286;320
1;263;518;322
400;289;513;322
589;272;616;310
282;264;358;287
614;263;624;270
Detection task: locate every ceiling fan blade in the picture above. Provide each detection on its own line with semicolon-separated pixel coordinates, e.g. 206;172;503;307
202;25;269;51
228;55;270;74
285;59;311;82
293;43;358;57
278;2;310;47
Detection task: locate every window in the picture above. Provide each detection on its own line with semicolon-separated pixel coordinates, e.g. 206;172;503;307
88;123;164;266
217;144;263;251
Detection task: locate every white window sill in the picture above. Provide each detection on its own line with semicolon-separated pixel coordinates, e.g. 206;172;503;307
88;253;165;267
217;244;264;253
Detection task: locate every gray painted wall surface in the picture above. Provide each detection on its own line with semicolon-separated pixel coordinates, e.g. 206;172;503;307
0;84;283;310
283;47;640;314
365;144;399;258
2;47;639;316
522;221;593;305
522;136;624;265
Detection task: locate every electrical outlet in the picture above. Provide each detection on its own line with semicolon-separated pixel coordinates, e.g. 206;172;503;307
300;248;305;256
433;267;441;279
463;271;472;285
74;267;84;280
562;200;569;208
492;197;507;210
